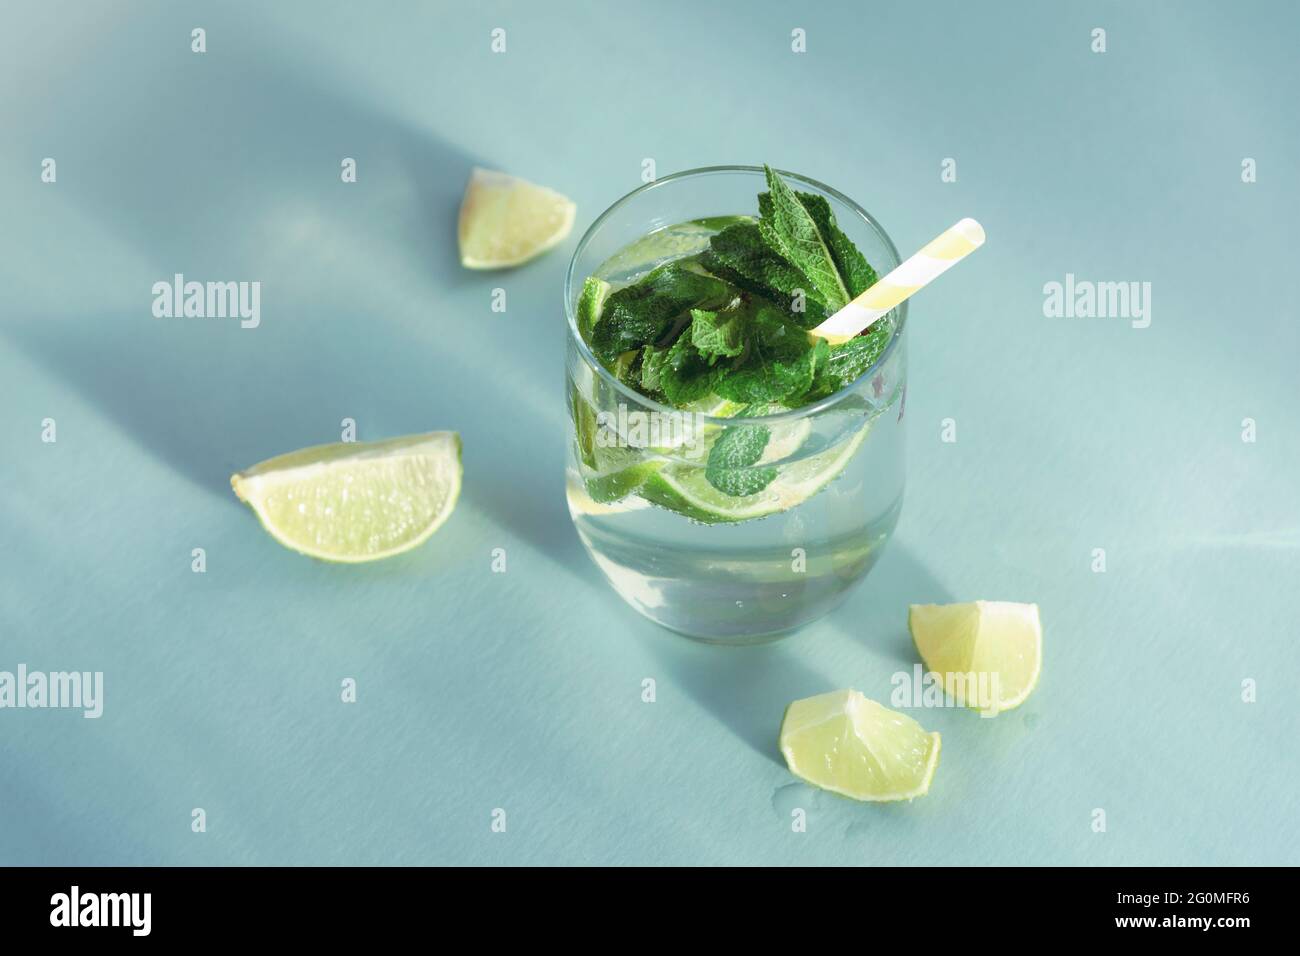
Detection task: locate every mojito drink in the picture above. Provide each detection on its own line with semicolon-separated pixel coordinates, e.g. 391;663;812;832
565;167;906;642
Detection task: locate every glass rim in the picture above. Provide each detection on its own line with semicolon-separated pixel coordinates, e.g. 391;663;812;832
563;164;908;427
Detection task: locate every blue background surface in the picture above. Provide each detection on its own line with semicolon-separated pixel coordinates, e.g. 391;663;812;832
2;1;1297;865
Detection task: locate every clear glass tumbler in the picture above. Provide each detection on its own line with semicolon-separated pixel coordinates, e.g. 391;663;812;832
564;166;908;644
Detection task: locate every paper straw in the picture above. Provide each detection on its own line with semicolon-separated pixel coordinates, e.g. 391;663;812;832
810;218;985;344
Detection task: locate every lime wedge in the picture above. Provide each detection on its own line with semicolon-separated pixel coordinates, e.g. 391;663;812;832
571;389;742;497
581;444;662;504
576;276;611;339
683;396;746;419
636;396;746;456
639;418;869;523
458;168;575;269
779;689;941;802
231;432;461;562
571;386;660;503
908;601;1043;716
565;473;650;517
758;412;813;462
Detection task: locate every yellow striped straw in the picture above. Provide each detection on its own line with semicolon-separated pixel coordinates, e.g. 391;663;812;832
810;218;986;344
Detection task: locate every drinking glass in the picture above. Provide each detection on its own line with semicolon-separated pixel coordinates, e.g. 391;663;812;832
565;166;907;644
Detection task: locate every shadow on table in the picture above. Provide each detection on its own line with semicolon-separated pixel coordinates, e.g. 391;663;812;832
624;544;950;767
4;18;590;580
628;623;829;768
830;543;955;664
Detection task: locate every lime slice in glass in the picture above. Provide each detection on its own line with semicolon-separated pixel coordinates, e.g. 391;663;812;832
779;689;941;802
591;216;748;279
678;395;746;420
231;432;461;562
458;168;575;269
581;444;662;504
758;412;813;462
639;418;870;523
908;601;1043;716
571;386;662;503
576;276;611;339
565;474;650;517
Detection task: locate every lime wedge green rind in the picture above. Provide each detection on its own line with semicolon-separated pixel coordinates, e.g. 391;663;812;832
231;431;462;563
639;418;871;523
458;168;576;269
908;600;1043;716
779;689;941;802
577;276;611;339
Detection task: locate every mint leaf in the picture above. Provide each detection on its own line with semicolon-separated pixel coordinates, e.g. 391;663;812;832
701;223;829;327
581;166;886;416
793;320;894;404
705;410;777;497
715;350;815;404
759;165;850;312
611;348;642;390
825;321;892;387
640;344;668;393
705;466;776;497
590;262;731;365
690;308;745;364
709;420;770;469
659;334;723;406
800;337;835;403
790;192;878;297
714;307;816;404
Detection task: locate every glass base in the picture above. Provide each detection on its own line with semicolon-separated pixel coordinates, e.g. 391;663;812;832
575;502;900;644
